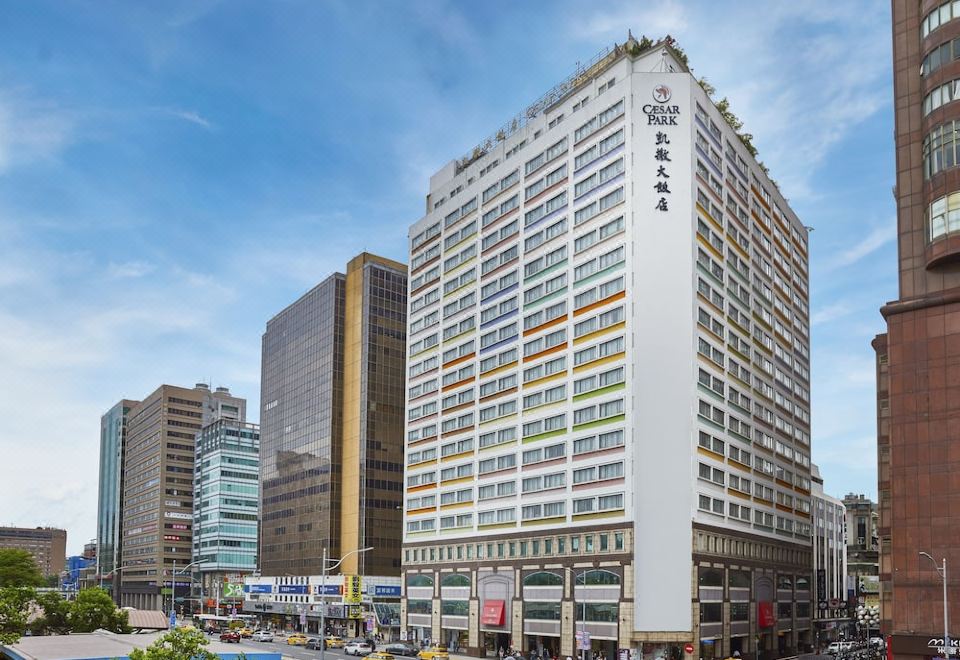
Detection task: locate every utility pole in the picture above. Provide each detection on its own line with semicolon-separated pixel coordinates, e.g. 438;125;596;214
921;553;950;658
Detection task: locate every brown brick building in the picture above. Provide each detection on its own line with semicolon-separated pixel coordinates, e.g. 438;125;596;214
877;2;960;657
0;526;66;578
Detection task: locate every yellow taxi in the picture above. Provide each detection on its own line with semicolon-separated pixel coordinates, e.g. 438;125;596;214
368;653;395;660
418;645;449;660
239;628;254;638
287;633;309;646
325;636;346;649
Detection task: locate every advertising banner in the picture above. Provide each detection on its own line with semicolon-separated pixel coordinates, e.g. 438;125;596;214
344;575;363;604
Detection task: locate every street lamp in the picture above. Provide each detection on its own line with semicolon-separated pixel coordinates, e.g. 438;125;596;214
575;568;592;660
171;560;205;619
321;547;374;660
921;552;950;658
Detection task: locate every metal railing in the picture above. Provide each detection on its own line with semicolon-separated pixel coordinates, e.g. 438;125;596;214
454;40;639;174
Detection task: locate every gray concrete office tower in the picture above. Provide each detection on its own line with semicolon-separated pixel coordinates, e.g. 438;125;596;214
119;383;245;610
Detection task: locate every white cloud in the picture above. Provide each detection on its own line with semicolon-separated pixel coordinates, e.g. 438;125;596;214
107;261;155;279
810;301;853;327
166;108;213;129
823;223;897;271
568;1;890;199
0;88;74;173
571;1;688;41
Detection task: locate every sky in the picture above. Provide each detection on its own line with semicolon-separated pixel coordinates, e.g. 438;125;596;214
0;0;895;555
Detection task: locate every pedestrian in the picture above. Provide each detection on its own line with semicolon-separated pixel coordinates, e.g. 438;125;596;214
500;647;506;660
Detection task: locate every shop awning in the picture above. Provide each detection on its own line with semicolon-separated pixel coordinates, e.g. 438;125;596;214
481;600;505;626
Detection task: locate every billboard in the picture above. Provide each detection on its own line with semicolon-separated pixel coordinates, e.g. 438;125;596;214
344;575;362;604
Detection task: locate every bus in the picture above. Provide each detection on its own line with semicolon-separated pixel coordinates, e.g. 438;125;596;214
192;614;258;633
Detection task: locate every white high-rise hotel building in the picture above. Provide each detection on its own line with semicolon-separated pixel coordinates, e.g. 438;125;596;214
402;37;813;660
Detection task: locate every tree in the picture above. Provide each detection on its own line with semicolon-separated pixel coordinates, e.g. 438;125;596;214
0;549;44;588
0;586;36;644
128;627;219;660
30;591;72;635
70;588;129;634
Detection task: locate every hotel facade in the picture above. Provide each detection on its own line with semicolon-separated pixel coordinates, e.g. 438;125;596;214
401;38;814;660
876;3;960;659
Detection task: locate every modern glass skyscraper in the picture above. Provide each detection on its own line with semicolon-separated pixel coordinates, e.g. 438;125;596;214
259;252;407;577
402;36;813;660
193;418;260;610
96;398;138;599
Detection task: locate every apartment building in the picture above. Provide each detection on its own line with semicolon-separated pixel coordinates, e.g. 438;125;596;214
0;526;66;577
401;36;813;660
118;383;245;609
259;252;407;578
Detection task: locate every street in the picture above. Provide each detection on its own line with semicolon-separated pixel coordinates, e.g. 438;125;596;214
233;637;388;660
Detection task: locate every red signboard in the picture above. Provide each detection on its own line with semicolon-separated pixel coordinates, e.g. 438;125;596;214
758;601;776;628
481;600;506;626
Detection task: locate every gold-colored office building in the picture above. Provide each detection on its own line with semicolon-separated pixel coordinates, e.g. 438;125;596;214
259;252;407;578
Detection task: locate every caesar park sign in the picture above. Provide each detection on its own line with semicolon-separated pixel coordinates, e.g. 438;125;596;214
643;84;680;125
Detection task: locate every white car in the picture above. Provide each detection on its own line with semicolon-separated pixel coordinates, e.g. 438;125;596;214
345;641;373;656
252;630;275;642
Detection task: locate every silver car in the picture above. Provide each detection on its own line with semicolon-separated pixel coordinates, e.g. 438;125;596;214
252;630;275;642
344;641;373;656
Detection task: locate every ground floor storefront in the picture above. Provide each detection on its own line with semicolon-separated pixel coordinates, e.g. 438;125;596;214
401;523;814;659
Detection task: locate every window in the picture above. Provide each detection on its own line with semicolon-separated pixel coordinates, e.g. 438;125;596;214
574;335;625;366
525;191;567;228
574;366;624;395
574;158;624;198
525;246;567;279
524;301;567;331
573;306;624;338
573;429;624;454
482;169;520;205
525;164;568;201
478;399;518;422
478;427;517;448
574;98;624;143
575;603;619;623
524;274;567;306
523;355;566;382
575;215;625;253
524;217;568;252
525;138;568;176
482;218;519;251
523;384;567;410
522;413;567;438
575;128;625;170
521;442;565;466
478;454;517;474
479;322;518;350
523;328;566;357
574;275;625;309
927;191;960;241
524;602;561;620
574;186;624;226
573;398;624;425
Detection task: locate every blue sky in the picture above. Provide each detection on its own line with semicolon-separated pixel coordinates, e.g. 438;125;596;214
0;0;894;554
